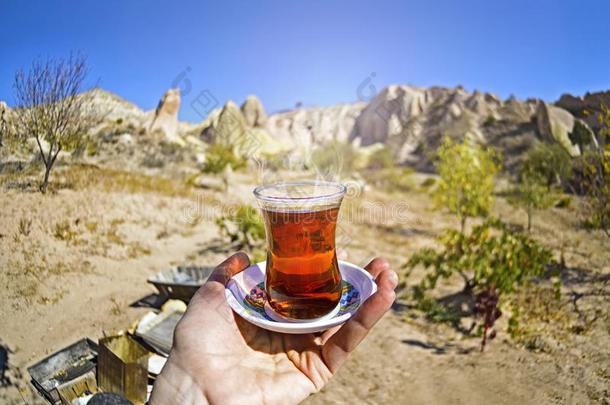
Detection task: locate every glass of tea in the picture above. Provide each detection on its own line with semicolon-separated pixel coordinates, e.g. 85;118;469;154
253;181;347;320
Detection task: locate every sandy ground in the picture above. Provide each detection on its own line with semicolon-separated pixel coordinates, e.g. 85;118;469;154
1;169;609;404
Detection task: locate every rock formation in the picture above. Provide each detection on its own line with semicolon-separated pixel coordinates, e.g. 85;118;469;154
350;85;429;146
149;88;181;143
241;95;267;127
201;101;246;146
556;90;610;132
48;83;609;174
263;85;583;169
535;102;580;156
201;101;289;159
266;103;366;151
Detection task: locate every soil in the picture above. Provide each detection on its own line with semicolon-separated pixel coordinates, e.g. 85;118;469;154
1;168;608;404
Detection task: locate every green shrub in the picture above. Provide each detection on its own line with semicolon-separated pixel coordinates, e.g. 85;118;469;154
404;218;554;349
576;150;610;237
406;219;552;296
420;177;436;189
483;114;497;127
433;137;500;232
365;167;414;192
216;205;265;251
521;143;572;190
597;103;610;147
508;153;557;231
202;143;246;174
310;141;360;178
571;105;610;238
367;146;395;170
569;119;595;153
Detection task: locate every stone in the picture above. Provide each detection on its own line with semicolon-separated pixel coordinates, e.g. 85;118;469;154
535;101;580;156
149;88;181;143
117;133;134;145
240;95;267;127
190;173;226;191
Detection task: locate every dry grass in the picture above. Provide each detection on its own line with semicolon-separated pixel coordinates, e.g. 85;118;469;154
50;164;196;197
127;241;152;258
0;162;197;197
109;297;124;316
18;217;32;237
52;220;81;244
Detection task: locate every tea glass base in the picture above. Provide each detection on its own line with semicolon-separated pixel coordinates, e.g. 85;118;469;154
263;300;341;324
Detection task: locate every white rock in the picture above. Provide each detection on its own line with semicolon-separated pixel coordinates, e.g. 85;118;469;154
148;88;181;143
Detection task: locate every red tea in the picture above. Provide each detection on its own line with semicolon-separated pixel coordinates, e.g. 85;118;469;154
263;207;342;319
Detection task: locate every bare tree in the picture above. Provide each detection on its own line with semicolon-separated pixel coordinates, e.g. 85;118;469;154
12;53;98;193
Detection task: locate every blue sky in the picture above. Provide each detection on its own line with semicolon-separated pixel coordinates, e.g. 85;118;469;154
1;0;609;122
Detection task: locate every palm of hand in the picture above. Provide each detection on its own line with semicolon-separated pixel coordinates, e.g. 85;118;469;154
152;253;397;405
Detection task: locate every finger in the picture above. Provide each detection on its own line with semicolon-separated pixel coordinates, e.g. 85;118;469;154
322;268;398;373
317;325;342;345
319;258;389;344
190;252;251;310
206;252;250;286
364;257;390;279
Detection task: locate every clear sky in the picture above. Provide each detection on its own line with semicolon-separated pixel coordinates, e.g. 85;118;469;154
1;0;609;122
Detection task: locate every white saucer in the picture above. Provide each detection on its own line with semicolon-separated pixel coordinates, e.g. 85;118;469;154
225;260;377;334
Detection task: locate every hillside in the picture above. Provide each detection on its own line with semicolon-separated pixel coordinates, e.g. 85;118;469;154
29;84;592;178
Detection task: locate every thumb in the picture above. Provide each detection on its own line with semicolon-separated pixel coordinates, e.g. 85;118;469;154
206;252;250;286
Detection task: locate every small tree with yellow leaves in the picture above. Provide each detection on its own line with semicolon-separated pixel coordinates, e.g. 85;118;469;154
433;137;500;232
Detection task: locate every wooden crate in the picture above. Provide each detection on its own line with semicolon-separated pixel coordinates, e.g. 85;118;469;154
97;335;149;405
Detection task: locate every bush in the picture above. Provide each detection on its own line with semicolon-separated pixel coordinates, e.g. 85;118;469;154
569;119;595;153
404;218;554;350
483;114;497;127
576;150;610;237
572;105;610;238
597;103;610;147
365;167;414;193
433;137;500;232
420;177;436;190
508;149;557;231
310;141;360;178
202;143;246;174
521;143;572;191
216;205;265;251
367;146;395;170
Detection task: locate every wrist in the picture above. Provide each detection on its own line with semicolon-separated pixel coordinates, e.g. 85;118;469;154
149;355;208;405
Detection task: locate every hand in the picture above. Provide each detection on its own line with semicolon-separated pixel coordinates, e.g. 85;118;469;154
150;253;398;405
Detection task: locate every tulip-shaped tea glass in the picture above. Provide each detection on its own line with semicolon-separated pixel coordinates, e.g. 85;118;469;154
254;181;347;320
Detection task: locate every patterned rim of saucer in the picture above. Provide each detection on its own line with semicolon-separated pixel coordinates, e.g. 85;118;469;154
225;260;377;334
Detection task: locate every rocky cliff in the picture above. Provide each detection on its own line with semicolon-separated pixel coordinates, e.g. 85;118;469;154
556;90;610;133
12;84;600;174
